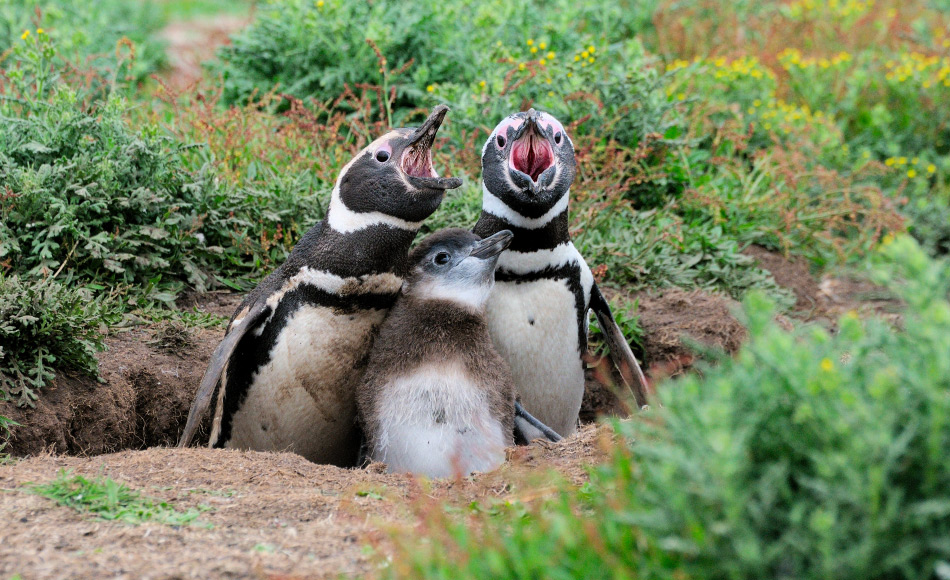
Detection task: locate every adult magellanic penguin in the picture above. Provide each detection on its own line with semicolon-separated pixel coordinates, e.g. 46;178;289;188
473;109;649;438
178;106;463;466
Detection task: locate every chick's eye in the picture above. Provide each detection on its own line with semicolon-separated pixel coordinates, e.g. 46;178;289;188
554;131;562;144
375;149;391;162
434;251;451;265
496;134;507;148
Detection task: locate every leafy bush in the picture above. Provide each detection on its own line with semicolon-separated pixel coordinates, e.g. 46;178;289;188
0;0;167;83
0;275;108;407
1;32;325;297
389;236;950;580
214;0;657;107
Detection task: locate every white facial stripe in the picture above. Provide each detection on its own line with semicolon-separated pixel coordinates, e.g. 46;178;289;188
326;132;425;235
480;184;569;229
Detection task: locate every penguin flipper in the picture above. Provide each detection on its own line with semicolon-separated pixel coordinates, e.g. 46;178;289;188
590;283;650;409
177;301;271;448
514;400;562;443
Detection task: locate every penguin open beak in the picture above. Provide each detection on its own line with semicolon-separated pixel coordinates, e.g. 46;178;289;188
403;104;463;191
470;230;514;259
508;108;555;188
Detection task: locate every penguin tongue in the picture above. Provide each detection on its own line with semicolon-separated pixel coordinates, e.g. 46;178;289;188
511;131;554;182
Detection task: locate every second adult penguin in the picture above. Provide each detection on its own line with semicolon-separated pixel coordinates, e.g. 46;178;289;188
474;109;649;439
357;228;518;478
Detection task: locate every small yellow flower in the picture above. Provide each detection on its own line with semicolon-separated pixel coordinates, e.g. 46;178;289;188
908;169;917;178
546;51;555;60
545;78;552;84
496;41;502;47
530;46;538;54
527;39;534;46
588;45;595;53
426;85;434;93
548;91;555;97
927;164;937;173
566;72;573;78
588;57;595;63
885;158;895;167
478;80;486;88
539;42;547;50
677;92;686;101
581;50;589;58
820;358;834;372
882;233;895;246
317;0;324;6
862;151;870;158
539;59;546;66
574;55;580;62
518;63;526;71
36;28;44;34
21;29;30;40
912;157;919;165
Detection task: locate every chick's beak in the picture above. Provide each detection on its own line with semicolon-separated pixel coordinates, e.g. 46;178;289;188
469;230;514;259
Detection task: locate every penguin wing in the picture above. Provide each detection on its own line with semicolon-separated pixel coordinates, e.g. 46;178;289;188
177;301;271;448
590;283;650;409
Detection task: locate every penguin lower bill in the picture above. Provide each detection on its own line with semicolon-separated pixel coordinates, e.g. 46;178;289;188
359;228;556;478
178;106;463;466
474;109;649;438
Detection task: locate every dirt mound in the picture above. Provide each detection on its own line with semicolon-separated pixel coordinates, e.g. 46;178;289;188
160;14;251;90
0;293;243;457
743;244;823;314
0;424;610;579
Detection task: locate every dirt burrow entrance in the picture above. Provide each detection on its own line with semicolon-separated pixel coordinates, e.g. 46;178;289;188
0;424;610;580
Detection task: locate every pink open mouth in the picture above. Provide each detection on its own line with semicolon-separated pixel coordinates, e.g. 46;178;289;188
401;145;437;178
509;131;554;182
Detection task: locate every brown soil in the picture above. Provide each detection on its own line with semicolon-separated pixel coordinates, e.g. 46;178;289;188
743;245;822;315
159;14;251;90
0;293;242;457
0;424;609;579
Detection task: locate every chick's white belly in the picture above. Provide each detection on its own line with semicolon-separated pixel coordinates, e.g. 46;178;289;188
224;305;386;464
485;278;585;437
373;363;508;478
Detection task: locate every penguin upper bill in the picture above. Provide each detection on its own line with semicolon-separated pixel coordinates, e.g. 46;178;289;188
337;104;463;224
480;109;577;220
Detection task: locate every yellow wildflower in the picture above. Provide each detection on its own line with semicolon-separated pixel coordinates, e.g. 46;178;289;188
539;59;546;66
37;28;44;34
539;42;547;50
426;85;434;93
478;80;486;88
574;55;580;62
928;164;937;174
527;39;534;46
21;29;30;40
530;46;538;54
588;57;595;63
547;51;555;60
588;45;595;53
518;63;526;71
820;358;834;372
548;91;555;97
317;0;324;6
581;51;589;58
908;169;917;178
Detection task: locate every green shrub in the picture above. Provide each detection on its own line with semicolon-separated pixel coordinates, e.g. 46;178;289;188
0;0;167;83
1;33;325;297
389;236;950;580
0;275;108;407
215;0;658;108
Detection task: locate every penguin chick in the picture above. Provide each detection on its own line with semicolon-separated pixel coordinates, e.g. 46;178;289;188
474;109;649;439
178;106;463;466
357;228;517;478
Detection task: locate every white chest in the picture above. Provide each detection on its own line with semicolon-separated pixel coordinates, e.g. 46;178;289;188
485;243;594;436
372;363;508;478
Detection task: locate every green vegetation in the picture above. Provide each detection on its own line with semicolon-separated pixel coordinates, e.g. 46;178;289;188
0;275;109;406
28;469;208;526
389;237;950;580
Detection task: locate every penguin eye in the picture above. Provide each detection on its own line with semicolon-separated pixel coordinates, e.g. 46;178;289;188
375;149;391;162
495;134;507;149
434;251;451;265
554;131;562;144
